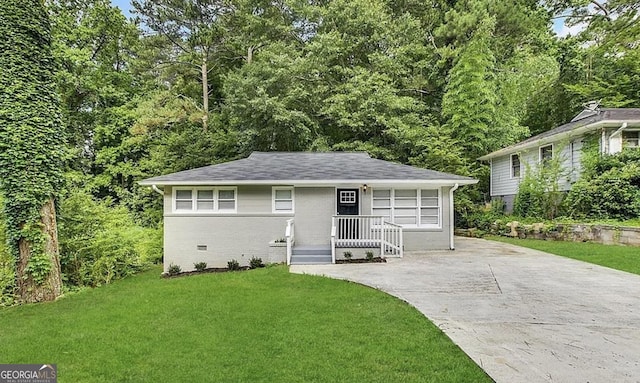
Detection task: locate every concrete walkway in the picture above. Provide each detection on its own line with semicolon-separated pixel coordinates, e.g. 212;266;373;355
290;237;640;383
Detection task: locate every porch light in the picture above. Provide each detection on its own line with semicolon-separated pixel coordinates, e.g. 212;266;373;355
362;184;368;193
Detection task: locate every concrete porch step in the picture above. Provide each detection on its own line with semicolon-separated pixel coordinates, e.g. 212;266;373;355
291;246;332;265
292;246;331;256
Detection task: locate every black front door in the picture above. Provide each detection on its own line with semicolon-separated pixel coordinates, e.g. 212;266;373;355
337;189;359;215
337;189;359;240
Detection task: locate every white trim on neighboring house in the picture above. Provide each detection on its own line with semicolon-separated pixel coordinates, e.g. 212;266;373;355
371;187;442;229
510;153;521;179
272;186;295;213
172;186;237;214
539;144;553;166
489;158;493;196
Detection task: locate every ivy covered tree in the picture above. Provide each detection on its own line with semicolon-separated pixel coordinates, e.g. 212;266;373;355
0;0;65;302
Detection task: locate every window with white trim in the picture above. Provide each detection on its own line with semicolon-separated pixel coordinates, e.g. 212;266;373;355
273;187;294;213
196;190;214;210
511;154;521;178
218;189;236;211
175;189;194;210
372;188;441;227
173;187;237;213
339;190;356;204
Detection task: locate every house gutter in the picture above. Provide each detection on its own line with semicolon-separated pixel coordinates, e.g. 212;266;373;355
152;184;164;196
449;183;459;250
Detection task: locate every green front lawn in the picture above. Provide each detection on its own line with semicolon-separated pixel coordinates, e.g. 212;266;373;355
489;236;640;275
0;266;491;383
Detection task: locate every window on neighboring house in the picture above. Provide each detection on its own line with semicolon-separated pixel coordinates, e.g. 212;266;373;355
174;187;237;213
511;154;521;178
372;188;440;227
622;131;639;148
273;187;294;213
540;145;553;167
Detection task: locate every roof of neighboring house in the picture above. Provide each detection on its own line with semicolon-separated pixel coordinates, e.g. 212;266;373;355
139;152;477;186
478;108;640;160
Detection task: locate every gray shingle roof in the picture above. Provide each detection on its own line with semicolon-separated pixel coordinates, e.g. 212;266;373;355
479;108;640;160
139;152;476;185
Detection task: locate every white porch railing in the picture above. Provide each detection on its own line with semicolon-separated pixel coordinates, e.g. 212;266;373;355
331;216;403;261
285;218;295;265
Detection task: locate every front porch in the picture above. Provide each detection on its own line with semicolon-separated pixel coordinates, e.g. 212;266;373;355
286;216;403;265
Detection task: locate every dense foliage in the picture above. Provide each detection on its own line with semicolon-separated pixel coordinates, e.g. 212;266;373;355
564;149;640;220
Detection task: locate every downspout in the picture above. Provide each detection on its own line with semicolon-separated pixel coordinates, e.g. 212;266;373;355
152;184;164;196
449;183;459;250
609;122;628;138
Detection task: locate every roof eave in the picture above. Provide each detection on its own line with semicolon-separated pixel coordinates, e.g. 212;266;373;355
477;120;640;161
139;179;478;187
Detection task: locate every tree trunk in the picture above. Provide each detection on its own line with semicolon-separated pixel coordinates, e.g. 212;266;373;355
201;56;209;131
247;46;253;64
15;197;62;303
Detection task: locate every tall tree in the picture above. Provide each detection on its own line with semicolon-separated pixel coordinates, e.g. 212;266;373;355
49;0;140;173
132;0;234;130
0;0;65;302
441;14;497;160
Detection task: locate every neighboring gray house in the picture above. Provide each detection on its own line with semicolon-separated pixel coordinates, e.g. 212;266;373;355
139;152;476;272
479;107;640;212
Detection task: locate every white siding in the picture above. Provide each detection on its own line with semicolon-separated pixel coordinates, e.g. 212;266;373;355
490;155;521;196
294;187;334;246
490;136;587;198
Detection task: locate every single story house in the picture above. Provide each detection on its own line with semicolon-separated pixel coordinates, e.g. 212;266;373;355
139;152;477;271
478;106;640;212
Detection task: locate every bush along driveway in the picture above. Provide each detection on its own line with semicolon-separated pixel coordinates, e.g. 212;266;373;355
291;237;640;383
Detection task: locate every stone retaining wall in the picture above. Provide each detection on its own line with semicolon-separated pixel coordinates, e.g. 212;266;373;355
457;223;640;247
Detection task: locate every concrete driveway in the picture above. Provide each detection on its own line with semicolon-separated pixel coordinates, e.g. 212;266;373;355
290;237;640;383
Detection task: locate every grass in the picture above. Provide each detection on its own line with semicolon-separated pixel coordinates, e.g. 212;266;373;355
0;266;491;383
488;236;640;275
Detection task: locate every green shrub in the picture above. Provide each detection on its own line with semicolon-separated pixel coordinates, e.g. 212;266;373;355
58;190;157;287
564;157;640;219
167;263;181;276
514;157;565;220
194;262;207;272
249;257;264;269
365;251;374;261
227;259;240;270
343;251;352;259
